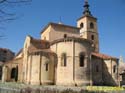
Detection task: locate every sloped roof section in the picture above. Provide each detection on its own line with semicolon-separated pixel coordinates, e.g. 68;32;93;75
28;37;50;52
29;49;56;56
92;52;118;60
40;22;80;34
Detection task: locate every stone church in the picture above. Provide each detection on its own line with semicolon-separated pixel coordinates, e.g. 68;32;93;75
2;1;121;86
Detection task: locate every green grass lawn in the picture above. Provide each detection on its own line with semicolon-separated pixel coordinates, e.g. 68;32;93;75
87;86;125;92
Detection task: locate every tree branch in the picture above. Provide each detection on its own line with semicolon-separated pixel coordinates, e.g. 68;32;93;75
0;9;14;15
0;0;31;4
0;0;32;39
0;0;7;4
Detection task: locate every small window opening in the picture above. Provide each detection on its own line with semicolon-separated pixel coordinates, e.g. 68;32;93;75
61;53;67;67
113;65;116;73
91;35;94;40
45;63;49;71
80;23;84;28
90;22;94;29
79;53;85;67
64;34;67;38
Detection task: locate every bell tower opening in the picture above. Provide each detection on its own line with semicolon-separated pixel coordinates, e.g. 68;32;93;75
77;0;99;52
80;23;84;28
90;22;94;29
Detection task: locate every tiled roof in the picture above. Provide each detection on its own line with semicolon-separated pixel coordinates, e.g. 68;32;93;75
0;48;14;53
92;52;118;60
40;22;80;34
0;48;9;51
28;37;50;52
29;49;57;57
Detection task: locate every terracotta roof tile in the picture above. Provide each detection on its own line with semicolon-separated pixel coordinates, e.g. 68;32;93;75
40;22;80;34
92;52;118;60
0;48;14;53
28;37;50;52
0;48;9;51
29;49;57;57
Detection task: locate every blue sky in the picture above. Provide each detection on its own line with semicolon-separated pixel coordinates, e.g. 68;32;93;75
0;0;125;59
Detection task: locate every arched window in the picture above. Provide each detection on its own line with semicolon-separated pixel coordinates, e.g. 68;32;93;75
91;35;94;40
45;63;49;71
79;53;85;67
11;68;16;79
113;65;116;73
64;34;67;38
61;53;67;67
80;23;84;28
90;22;94;29
11;66;18;81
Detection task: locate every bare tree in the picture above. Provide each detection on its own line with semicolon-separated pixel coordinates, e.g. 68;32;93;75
0;0;31;22
0;0;32;38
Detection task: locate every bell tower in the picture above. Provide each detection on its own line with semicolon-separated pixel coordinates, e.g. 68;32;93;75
77;0;99;52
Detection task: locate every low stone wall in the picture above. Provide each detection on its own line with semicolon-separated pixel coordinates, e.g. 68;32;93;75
0;87;104;93
0;83;125;93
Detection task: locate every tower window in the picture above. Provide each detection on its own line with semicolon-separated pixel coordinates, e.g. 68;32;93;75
113;65;116;73
61;53;67;67
91;35;94;40
80;23;84;28
79;53;85;67
90;22;94;29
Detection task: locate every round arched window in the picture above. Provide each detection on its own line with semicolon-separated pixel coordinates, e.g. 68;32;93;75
90;22;94;29
64;34;67;38
80;23;84;28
